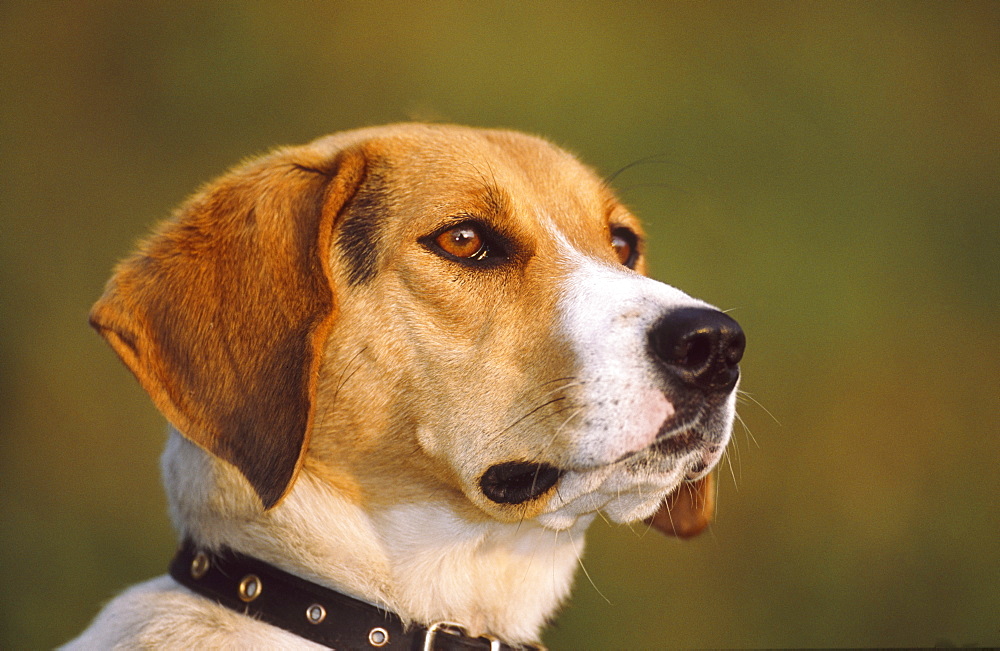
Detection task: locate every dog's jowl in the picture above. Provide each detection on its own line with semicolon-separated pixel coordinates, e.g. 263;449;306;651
69;124;744;649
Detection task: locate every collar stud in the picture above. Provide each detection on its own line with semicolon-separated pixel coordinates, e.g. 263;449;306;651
190;551;210;579
368;626;390;646
305;603;327;625
237;574;262;602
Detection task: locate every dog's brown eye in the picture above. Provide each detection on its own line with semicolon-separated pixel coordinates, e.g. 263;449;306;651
423;219;512;268
435;224;488;260
611;227;638;268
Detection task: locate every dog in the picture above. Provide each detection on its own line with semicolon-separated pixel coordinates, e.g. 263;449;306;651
68;123;744;649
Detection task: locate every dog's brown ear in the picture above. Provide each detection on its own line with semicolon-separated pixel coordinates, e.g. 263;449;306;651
646;473;716;538
89;146;368;509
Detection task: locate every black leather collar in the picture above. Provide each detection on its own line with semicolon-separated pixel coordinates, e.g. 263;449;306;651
169;539;542;650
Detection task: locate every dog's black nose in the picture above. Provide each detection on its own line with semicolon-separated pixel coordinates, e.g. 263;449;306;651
650;307;745;393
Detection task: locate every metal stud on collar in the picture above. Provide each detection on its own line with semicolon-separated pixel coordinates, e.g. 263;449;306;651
237;574;262;602
189;551;210;580
368;626;390;647
305;603;327;625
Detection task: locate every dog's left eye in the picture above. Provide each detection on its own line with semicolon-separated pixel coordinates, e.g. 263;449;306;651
611;227;639;268
436;224;487;259
426;221;505;265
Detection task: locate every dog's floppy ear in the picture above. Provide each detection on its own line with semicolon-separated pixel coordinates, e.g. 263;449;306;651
89;146;368;509
646;473;716;538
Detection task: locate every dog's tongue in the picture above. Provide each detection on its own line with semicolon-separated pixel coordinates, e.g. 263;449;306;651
645;474;715;538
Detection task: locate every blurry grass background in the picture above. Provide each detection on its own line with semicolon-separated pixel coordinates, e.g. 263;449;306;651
2;1;997;648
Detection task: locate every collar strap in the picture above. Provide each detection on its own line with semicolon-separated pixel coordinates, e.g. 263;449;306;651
169;539;542;650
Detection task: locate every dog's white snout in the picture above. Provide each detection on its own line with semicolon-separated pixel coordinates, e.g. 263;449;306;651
557;258;713;467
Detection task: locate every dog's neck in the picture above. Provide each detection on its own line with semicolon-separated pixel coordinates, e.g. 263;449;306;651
161;430;588;644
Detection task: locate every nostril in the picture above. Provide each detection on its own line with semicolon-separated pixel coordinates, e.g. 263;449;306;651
673;331;713;370
725;330;747;366
651;307;746;393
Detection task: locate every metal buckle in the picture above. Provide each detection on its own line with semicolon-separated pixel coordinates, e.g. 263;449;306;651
478;632;503;651
422;620;546;651
423;621;468;651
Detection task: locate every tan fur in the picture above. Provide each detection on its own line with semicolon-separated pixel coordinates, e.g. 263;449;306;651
69;124;730;648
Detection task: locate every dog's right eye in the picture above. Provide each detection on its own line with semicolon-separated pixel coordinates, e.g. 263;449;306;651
611;227;639;269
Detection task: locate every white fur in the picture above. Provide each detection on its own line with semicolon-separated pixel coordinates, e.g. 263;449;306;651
556;253;713;468
528;237;729;531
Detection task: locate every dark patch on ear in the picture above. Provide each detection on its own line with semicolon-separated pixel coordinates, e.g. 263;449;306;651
337;167;390;285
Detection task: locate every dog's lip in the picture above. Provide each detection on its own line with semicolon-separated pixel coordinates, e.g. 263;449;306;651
605;411;707;467
554;427;713;475
683;444;723;480
478;411;723;497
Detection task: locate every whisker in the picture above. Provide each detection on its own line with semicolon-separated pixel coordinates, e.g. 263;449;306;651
568;525;611;605
538;376;579;389
738;389;780;427
723;447;739;492
549;530;560;593
336;347;368;392
487;378;585;450
613;181;692;196
603;153;675;186
636;514;656;538
711;470;722;533
316;346;368;422
659;494;678;534
530;407;585;463
535;380;585;401
485;396;568;447
727;420;744;477
733;409;760;451
484;378;583;447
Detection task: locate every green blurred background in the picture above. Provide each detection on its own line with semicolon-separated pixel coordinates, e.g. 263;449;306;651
2;2;997;648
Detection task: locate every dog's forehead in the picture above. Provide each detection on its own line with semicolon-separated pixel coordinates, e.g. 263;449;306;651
369;127;629;242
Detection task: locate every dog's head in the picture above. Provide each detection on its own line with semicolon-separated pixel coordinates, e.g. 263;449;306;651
91;124;743;538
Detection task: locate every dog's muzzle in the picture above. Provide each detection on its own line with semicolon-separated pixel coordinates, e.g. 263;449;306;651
480;307;745;508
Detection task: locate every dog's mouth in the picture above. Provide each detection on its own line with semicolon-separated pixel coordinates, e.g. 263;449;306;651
479;426;716;506
479;461;564;504
478;403;732;507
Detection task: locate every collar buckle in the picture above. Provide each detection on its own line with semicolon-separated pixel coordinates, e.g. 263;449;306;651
423;620;546;651
424;621;488;651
